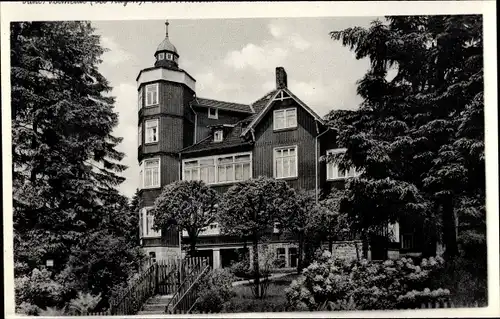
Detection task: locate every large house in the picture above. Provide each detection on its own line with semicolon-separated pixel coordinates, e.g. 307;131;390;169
136;22;411;269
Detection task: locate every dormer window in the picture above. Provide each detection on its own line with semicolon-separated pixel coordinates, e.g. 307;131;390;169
208;107;218;119
167;53;173;60
157;52;165;60
214;130;223;142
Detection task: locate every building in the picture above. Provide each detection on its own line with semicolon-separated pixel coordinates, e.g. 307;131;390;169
136;22;409;269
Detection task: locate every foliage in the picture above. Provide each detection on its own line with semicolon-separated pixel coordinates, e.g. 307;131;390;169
193;269;236;313
152;180;219;254
217;176;300;298
16;302;42;316
66;292;102;315
327;16;484;258
286;251;450;311
11;21;144;311
15;268;64;309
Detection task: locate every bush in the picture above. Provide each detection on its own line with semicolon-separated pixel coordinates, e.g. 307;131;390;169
221;298;287;313
192;268;236;313
286;251;450;311
16;302;42;316
15;268;64;309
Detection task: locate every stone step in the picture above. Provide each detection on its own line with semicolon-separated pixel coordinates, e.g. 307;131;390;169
142;302;170;312
146;294;174;304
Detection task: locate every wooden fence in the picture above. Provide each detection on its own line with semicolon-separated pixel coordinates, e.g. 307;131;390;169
165;257;210;313
420;301;486;309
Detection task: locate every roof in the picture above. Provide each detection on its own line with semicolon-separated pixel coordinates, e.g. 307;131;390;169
156;37;178;54
240;87;325;137
180;122;252;155
194;98;253;114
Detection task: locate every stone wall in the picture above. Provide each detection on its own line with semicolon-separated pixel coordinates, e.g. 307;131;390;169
319;240;362;261
142;246;181;261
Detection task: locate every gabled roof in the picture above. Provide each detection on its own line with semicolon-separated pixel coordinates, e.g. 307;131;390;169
180;121;252;155
193;97;253;114
240;87;325;137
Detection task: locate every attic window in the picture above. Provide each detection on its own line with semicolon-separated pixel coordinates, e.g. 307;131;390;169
208;107;218;119
214;130;223;142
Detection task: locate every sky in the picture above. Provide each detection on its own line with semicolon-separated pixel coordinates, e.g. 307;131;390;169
92;17;377;198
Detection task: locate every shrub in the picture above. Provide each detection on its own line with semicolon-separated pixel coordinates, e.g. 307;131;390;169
16;302;41;316
286;251;450;311
192;268;236;313
15;268;64;309
221;298;287;313
67;292;102;315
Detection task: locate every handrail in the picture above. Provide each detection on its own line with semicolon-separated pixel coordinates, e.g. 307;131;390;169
172;263;210;310
109;260;158;315
165;257;210;313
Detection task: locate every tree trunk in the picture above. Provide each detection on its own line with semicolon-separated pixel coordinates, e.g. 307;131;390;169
442;197;458;258
361;231;369;259
252;234;260;298
297;232;304;274
328;238;333;254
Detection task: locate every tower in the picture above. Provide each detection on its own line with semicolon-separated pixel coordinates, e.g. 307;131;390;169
136;21;196;259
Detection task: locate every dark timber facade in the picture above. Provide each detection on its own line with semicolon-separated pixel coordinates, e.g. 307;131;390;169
137;22;412;269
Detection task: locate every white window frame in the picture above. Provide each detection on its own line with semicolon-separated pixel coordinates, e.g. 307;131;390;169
145;119;159;144
138;124;142;147
273;145;298;179
214;130;223;142
158;52;165;60
167;53;173;60
208;107;218;119
140;158;161;189
141;207;161;238
182;152;252;185
145;83;159;107
138;87;143;110
326;148;358;181
273;108;297;130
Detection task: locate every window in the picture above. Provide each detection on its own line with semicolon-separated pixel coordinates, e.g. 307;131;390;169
214;130;223;142
149;252;156;263
138;124;142;147
208;107;218;119
145;83;159;106
326;148;357;180
141;207;160;238
167;53;173;60
182;153;251;185
138;88;143;110
274;108;297;130
274;146;298;179
145;119;159;143
276;248;286;268
142;158;160;188
158;52;165;60
210;224;217;230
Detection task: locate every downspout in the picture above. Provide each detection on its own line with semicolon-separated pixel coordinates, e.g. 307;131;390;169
315;126;331;204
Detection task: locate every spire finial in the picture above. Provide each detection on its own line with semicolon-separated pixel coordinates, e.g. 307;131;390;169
165;20;169;38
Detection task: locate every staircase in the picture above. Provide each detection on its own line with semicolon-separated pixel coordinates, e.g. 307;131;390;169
109;256;210;315
137;294;174;315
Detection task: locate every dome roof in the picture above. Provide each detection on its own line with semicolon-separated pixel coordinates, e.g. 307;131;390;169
156;37;178;54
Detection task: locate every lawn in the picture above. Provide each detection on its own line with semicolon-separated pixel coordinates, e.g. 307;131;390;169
221;274;300;313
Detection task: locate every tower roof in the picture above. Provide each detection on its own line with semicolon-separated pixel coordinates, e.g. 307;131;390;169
155;20;178;55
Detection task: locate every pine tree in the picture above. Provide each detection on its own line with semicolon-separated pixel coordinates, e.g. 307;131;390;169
327;16;484;259
11;21;142;308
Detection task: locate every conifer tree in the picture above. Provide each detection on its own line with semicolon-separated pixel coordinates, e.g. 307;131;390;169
11;21;142;309
326;16;484;258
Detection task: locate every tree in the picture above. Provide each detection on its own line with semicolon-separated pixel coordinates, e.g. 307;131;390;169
11;21;143;310
327;16;484;259
216;176;299;298
278;190;315;273
151;180;219;255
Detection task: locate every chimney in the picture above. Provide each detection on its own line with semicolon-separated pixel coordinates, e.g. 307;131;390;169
276;67;287;89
